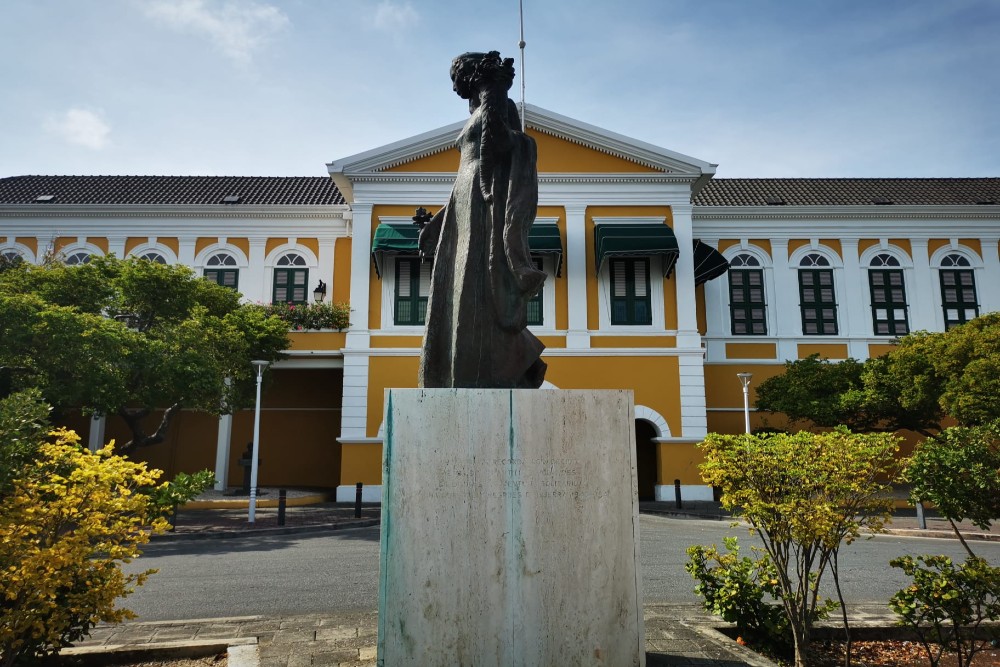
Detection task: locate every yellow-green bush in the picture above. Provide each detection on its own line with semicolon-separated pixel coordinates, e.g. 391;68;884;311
0;429;168;666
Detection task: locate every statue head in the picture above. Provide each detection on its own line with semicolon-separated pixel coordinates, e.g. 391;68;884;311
450;51;515;100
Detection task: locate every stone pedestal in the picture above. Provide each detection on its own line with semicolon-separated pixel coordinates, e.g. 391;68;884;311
377;389;644;667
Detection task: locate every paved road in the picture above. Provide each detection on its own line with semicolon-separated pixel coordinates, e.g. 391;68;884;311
123;514;1000;622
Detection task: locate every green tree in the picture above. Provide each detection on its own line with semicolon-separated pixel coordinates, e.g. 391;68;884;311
698;429;900;667
756;313;1000;435
0;257;290;453
905;420;1000;557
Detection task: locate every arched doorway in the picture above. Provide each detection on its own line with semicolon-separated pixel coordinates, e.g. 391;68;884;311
635;419;658;501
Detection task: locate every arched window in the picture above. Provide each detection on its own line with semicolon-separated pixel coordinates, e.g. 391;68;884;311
939;253;978;329
138;251;167;264
204;252;239;289
727;253;766;335
64;251;92;265
868;253;908;335
272;252;308;304
798;253;837;335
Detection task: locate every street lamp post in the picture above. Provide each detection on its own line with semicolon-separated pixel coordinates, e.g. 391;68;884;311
249;360;269;523
737;372;753;435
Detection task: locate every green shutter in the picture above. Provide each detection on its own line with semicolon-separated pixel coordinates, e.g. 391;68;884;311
798;269;838;335
204;268;239;290
868;269;908;335
610;258;652;325
273;268;309;304
394;257;431;325
527;257;544;326
940;269;979;330
729;268;767;335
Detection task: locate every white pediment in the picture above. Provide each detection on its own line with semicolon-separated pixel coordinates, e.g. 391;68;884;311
327;104;716;201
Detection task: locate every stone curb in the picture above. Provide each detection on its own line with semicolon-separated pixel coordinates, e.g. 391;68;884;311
883;527;999;542
683;622;780;667
149;518;380;542
60;637;258;666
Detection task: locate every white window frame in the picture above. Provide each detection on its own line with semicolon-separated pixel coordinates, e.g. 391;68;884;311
59;240;104;265
0;241;36;264
787;244;844;336
930;244;983;331
526;253;558;333
380;255;430;333
859;243;913;337
127;241;178;265
719;244;775;338
264;243;319;305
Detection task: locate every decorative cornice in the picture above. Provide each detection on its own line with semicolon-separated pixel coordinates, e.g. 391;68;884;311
349;172;701;186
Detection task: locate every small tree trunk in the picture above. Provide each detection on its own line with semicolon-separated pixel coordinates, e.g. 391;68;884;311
947;517;977;559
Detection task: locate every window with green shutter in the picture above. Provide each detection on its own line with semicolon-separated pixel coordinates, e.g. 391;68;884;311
868;254;908;335
395;257;431;325
939;254;979;330
798;253;838;335
728;254;767;335
526;257;544;326
204;252;239;290
609;258;652;325
272;253;309;304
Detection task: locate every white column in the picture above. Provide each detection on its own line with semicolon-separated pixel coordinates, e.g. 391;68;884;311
213;414;233;491
177;237;196;267
909;239;937;331
563;204;590;349
770;239;798;360
347;203;373;347
87;415;106;453
245;237;268;304
840;239;869;359
671;204;699;347
678;354;708;439
317;235;336;304
980;237;1000;315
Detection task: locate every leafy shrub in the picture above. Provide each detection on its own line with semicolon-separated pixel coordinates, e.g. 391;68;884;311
890;555;1000;667
260;301;350;331
686;537;789;649
0;431;169;666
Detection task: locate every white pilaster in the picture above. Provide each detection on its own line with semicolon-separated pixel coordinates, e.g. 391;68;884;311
980;237;1000;315
213;414;233;491
770;239;798;360
347;203;373;348
87;415;106;453
340;352;371;440
246;237;268;304
563;204;590;349
177;237;196;267
678;353;708;439
701;238;727;337
107;236;126;259
909;239;937;331
318;236;336;304
671;204;699;348
840;239;868;358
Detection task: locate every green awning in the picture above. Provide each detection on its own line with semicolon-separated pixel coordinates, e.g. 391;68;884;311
594;223;679;276
693;239;730;286
528;223;564;277
371;222;563;278
371;224;421;278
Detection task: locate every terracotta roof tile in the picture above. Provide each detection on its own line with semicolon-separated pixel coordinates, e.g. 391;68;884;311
0;176;345;206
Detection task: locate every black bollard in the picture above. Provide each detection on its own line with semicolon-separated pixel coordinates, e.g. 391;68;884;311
278;489;287;526
355;482;363;518
674;479;683;510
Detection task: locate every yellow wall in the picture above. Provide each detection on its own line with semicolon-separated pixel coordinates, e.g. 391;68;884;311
15;237;38;254
868;343;898;357
797;343;849;359
341;444;383;486
383;129;661;174
725;342;778;359
333;237;352;304
370;335;421;348
590;336;676;348
230;237;250;257
265;237;288;257
704;363;786;409
657;442;706;487
366;356;420;436
288;332;346;350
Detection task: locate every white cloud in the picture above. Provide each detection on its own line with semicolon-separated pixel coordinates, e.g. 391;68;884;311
372;1;419;32
140;0;289;65
44;108;111;150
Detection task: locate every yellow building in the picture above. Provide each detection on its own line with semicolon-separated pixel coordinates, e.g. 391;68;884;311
2;107;999;502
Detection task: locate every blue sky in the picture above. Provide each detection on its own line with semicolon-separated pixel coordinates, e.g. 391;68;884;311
1;0;998;179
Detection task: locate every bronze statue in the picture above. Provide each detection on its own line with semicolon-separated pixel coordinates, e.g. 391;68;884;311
417;51;547;388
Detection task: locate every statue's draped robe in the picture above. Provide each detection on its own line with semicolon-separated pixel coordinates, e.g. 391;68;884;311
418;104;547;388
